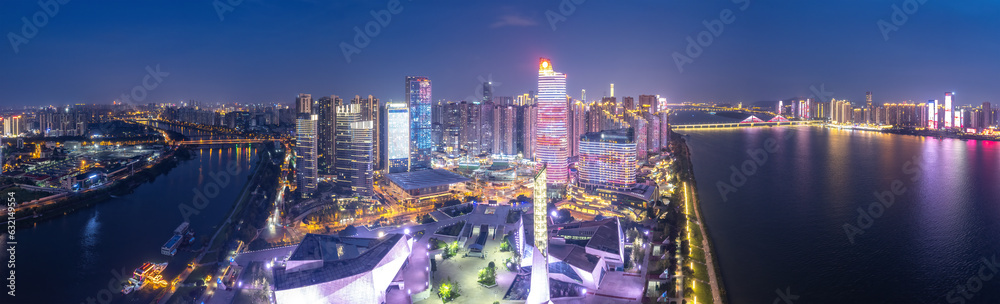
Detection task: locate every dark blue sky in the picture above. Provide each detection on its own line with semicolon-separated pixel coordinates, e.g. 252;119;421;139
2;0;998;107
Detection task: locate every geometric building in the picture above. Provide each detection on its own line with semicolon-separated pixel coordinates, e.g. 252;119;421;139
272;233;411;304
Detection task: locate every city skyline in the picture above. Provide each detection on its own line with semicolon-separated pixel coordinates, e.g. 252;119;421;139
3;1;1000;107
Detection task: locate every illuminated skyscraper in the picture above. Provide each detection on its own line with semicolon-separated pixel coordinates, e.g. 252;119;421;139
353;95;381;171
578;128;637;190
386;102;410;173
406;76;432;170
927;100;938;129
336;104;373;197
945;92;954;128
296;114;318;198
526;165;550;304
535;58;569;185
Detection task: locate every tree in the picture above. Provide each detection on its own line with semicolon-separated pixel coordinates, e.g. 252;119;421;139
478;262;497;286
438;277;460;302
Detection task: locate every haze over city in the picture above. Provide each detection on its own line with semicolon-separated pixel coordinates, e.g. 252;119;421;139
2;0;999;106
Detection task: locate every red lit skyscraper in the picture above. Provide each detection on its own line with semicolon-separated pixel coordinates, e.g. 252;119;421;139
535;58;568;185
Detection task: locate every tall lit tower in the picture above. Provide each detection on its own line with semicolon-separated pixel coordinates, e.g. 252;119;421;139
526;165;550;304
535;58;569;185
610;83;615;98
386;102;410;173
945;92;954;128
296;114;318;198
406;76;432;170
927;100;938;129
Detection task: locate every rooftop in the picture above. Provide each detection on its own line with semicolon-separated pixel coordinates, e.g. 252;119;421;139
386;169;470;191
274;233;408;290
580;128;634;144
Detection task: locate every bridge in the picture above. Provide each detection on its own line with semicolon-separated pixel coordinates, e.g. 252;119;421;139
672;120;822;129
175;139;275;146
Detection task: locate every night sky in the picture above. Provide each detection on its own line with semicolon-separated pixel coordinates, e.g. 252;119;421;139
2;0;998;107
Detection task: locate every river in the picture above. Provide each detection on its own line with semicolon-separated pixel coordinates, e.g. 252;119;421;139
10;123;260;303
681;123;1000;303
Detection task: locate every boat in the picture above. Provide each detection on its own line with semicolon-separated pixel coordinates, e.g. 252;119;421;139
120;276;145;294
122;262;166;294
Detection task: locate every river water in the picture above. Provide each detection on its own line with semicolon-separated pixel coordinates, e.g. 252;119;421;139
10;124;259;303
681;123;1000;303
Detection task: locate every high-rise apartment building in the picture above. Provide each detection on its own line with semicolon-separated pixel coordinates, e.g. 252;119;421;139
296;93;313;115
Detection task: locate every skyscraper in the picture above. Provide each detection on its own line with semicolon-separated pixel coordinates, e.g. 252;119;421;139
296;114;318;198
483;82;494;104
638;95;657;113
945;92;954;128
578;128;637;190
353;95;381;171
316;96;342;176
526;165;550;304
927;100;938;129
296;93;313;115
336;104;373;197
386;102;410;173
621;96;634;112
983;102;992;127
535;58;569;185
406;76;433;170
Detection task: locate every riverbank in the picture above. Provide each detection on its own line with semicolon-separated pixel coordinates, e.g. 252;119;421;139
672;131;728;304
9;147;195;227
826;124;1000;141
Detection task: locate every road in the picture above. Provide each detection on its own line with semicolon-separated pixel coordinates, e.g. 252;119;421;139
685;182;723;304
